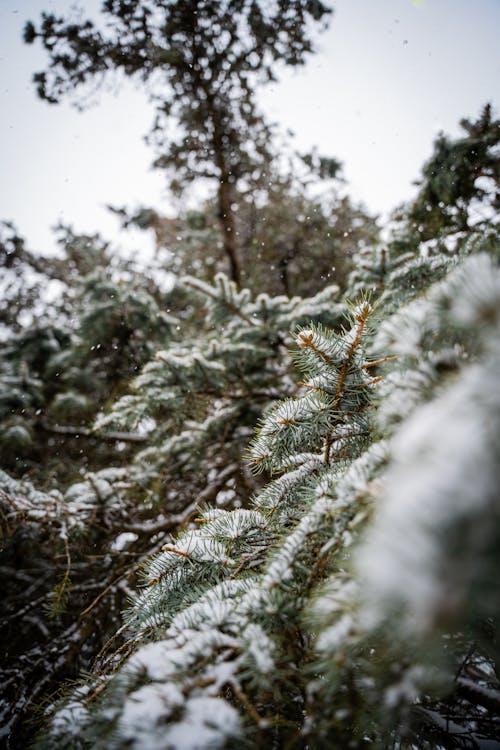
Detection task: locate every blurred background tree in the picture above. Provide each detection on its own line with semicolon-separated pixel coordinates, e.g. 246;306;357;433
24;0;334;284
0;223;176;482
390;103;500;256
111;160;379;297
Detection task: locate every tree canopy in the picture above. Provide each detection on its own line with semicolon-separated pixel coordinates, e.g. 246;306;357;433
112;167;379;297
2;106;500;748
407;103;500;243
24;0;333;284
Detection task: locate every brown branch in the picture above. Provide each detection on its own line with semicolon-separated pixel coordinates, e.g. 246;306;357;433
160;545;192;558
297;331;335;368
230;683;264;725
362;355;398;369
122;462;239;535
39;420;147;443
325;303;371;464
79;571;129;618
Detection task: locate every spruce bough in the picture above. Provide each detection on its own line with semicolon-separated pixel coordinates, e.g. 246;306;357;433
2;106;500;748
34;238;500;748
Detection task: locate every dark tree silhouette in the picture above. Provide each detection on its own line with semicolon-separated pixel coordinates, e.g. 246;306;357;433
24;0;333;284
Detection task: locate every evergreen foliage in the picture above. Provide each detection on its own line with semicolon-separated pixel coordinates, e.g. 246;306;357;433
24;0;333;283
93;272;344;511
3;23;500;745
113;167;379;297
391;103;500;257
410;104;499;239
26;221;500;748
0;226;345;746
0;225;175;479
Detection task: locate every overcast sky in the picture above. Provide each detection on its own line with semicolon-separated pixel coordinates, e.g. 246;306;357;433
1;0;499;256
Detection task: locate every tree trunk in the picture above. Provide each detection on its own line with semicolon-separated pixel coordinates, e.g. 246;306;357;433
207;99;241;286
218;176;240;286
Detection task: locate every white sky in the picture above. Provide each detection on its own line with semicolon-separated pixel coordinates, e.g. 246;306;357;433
0;0;499;257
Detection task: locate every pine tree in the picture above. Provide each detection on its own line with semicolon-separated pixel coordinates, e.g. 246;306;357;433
33;298;382;749
114;165;378;297
0;226;182;745
32;222;500;748
93;272;345;514
24;0;333;283
391;102;500;256
0;225;175;479
0;235;344;745
3;72;500;750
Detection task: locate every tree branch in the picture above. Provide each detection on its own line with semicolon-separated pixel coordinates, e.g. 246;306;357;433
39;420;147;443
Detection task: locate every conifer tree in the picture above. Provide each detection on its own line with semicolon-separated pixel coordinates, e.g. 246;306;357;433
0;232;344;745
391;102;500;255
0;225;175;479
0;225;181;745
93;272;345;513
114;167;378;297
33;298;382;749
24;0;333;283
3;59;500;750
28;222;500;748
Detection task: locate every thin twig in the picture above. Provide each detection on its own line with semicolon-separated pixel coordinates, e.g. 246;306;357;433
79;571;129;618
39;420;147;443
